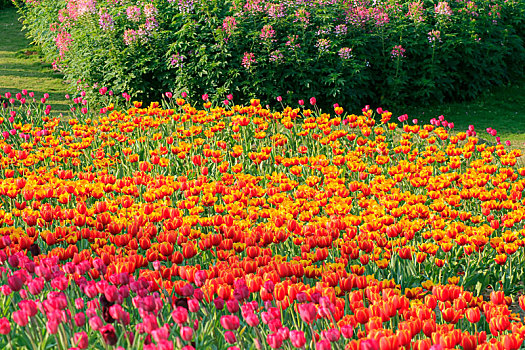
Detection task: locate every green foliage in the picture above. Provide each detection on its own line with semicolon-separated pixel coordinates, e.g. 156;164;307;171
0;0;13;9
16;0;525;109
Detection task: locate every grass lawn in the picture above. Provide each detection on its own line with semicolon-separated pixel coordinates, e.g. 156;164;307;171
0;7;70;115
398;78;525;148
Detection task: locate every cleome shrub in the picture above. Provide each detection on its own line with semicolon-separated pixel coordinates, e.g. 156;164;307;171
17;0;525;108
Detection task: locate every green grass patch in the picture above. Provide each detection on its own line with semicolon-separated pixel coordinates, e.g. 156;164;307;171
0;7;70;115
394;78;525;152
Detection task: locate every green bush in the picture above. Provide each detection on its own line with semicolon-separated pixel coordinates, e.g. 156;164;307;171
17;0;525;109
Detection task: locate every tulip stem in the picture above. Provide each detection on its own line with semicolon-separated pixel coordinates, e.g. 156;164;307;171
235;330;245;350
309;323;317;348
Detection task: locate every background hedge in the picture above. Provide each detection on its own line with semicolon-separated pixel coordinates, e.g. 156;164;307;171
17;0;525;109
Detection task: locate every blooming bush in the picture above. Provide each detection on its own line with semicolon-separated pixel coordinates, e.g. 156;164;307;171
16;0;525;108
1;89;525;349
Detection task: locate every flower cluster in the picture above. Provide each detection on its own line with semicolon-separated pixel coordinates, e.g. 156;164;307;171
241;52;256;69
391;44;406;58
0;89;523;349
428;29;442;45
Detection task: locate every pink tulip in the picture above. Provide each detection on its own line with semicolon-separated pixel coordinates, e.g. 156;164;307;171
28;278;44;295
220;315;240;330
13;310;29;326
278;326;289;340
51;276;68;291
226;299;239;313
104;285;118;303
266;332;283;349
268;318;282;332
19;300;38;317
1;285;12;296
0;318;10;334
109;304;125;321
100;324;117;345
75;298;84;309
89;316;103;331
172;306;189;324
75;312;86;327
152;325;169;342
245;313;259;327
180;326;193;341
73;331;88;349
341;324;353;339
224;331;236;344
188;299;200;313
157;340;174;350
213;297;225;310
142;313;159;333
290;330;306;348
298;303;317;324
361;339;379;350
181;283;194;297
317;339;332;350
46;318;59;334
322;328;340;342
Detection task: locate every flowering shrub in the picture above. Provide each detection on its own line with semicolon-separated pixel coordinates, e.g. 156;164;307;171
1;89;525;348
16;0;525;108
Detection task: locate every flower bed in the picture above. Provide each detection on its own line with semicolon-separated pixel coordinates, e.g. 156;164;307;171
0;90;525;348
15;0;525;108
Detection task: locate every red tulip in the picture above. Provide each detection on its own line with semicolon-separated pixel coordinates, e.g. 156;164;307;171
298;303;317;324
465;308;480;323
100;324;117;346
7;275;23;292
490;291;505;305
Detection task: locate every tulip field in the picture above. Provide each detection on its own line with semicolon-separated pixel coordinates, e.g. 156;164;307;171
0;90;524;350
